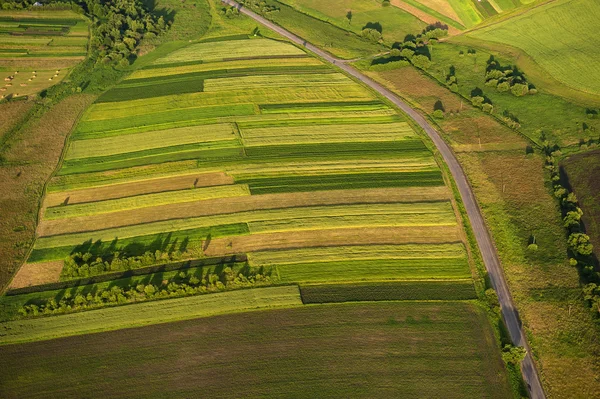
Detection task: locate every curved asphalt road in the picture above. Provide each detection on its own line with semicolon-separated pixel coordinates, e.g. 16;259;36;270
221;1;545;397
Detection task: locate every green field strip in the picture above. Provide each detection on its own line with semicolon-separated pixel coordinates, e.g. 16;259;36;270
0;36;52;45
122;65;334;87
203;73;353;92
0;16;80;25
95;78;205;103
75;104;256;136
153;39;306;65
45;184;250;220
67;123;238;159
468;0;600;95
278;258;470;283
240;170;444;195
0;286;303;345
84;85;375;122
259;100;388;114
447;0;482;27
472;0;497;17
401;0;466;30
243;140;427;159
300;280;477;302
240;122;414;146
36;202;454;249
250;243;466;266
29;223;249;263
248;212;456;234
132;56;326;78
59;144;244;175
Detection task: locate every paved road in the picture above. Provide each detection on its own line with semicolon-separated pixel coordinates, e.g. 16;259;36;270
221;1;546;397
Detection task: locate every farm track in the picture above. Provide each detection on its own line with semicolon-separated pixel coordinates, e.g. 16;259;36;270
220;1;545;397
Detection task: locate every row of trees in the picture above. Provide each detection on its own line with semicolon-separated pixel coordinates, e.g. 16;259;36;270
371;23;449;69
238;0;279;14
19;266;273;318
485;56;536;97
543;141;599;315
61;249;186;279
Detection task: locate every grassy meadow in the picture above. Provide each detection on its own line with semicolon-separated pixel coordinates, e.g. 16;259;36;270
0;10;89;98
0;302;511;398
468;0;600;96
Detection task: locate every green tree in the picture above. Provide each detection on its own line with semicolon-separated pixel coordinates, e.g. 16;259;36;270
568;233;594;256
501;345;526;364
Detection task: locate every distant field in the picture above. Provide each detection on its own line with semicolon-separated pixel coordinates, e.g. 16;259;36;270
277;0;426;44
0;302;511;398
468;0;600;95
0;10;89;98
562;149;600;259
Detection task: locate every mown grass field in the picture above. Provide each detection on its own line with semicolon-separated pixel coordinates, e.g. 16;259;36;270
468;0;600;96
0;10;89;98
0;302;511;398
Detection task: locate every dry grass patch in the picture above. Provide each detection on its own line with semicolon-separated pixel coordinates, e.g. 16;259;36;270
38;187;450;237
0;94;95;291
0;101;33;141
44;172;234;207
390;0;461;35
368;67;526;147
8;260;63;289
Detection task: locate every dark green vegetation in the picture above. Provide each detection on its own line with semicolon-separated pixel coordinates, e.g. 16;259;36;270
0;302;511;399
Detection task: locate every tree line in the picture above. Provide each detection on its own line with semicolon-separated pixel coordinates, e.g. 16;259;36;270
19;265;273;318
484;56;536;97
543;140;599;315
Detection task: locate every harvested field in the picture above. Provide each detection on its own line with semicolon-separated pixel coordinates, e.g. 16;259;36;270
7;261;63;289
203;226;461;256
43;172;234;207
0;302;511;398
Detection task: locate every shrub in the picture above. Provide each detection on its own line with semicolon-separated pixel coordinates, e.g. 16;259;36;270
568;233;594;256
361;28;382;43
432;109;444;119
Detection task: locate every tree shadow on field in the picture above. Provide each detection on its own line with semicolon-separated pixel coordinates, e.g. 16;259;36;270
362;21;383;33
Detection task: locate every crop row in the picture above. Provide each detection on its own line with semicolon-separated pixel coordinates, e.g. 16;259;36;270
37;202;456;248
60;144;244;175
30;223;249;263
45;184;251;220
299;280;476;303
153;39;306;64
249;243;466;266
239;170;443;194
240;122;414;146
67;123;238;159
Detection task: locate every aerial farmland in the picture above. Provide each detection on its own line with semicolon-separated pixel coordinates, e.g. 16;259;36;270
0;0;598;397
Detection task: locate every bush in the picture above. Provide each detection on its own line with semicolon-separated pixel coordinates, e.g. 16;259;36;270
411;54;431;69
432;109;444;119
361;28;382;43
568;233;594;256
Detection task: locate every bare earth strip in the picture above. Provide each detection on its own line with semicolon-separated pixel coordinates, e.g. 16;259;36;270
8;261;63;289
43;172;234;207
38;187;450;237
417;0;462;21
203;226;461;256
390;0;461;35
